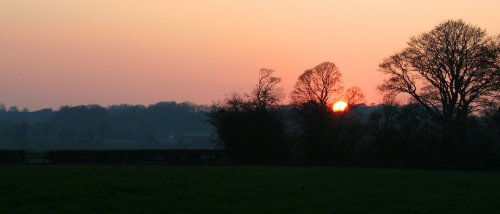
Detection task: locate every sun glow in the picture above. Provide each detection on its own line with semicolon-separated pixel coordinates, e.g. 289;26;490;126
333;101;348;112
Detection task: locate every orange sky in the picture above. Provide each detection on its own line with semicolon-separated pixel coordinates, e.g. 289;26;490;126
1;0;499;110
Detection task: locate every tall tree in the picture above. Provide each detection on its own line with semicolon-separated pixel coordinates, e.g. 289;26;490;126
379;20;500;125
290;62;344;163
291;62;343;106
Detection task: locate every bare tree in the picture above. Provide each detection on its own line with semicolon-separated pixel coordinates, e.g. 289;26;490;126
253;68;283;109
379;20;500;125
343;86;366;110
291;62;343;106
208;68;287;162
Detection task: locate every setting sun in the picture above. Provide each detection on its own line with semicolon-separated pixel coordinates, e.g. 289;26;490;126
333;101;348;112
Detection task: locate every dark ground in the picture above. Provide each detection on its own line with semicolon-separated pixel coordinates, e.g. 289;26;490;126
0;166;499;213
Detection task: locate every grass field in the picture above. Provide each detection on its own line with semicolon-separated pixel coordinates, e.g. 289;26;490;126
0;166;499;213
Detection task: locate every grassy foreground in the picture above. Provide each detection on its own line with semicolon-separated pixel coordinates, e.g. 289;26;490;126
0;166;499;213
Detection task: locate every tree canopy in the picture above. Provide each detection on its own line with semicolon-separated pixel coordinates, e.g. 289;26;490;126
379;19;500;124
291;62;343;106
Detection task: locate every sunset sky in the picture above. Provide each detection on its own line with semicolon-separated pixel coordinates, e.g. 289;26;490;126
1;0;499;110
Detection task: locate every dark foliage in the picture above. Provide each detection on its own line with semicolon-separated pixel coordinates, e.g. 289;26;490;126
208;69;288;163
208;98;287;163
292;101;335;163
0;102;212;150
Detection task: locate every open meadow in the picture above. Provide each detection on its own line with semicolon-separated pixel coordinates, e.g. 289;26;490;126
0;166;499;213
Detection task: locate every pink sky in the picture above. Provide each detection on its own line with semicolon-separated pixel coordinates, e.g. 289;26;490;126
1;0;499;110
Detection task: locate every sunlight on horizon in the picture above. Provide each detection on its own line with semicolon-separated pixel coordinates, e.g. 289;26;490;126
333;101;348;112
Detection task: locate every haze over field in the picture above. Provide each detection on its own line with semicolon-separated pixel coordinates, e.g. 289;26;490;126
1;0;499;109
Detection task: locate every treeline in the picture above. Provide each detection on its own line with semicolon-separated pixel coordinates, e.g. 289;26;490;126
210;98;500;167
209;20;500;168
0;102;212;150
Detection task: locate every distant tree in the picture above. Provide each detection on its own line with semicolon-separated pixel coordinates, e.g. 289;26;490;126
252;68;283;109
0;104;6;112
8;106;19;112
291;62;343;106
379;20;500;126
343;86;366;110
52;105;108;148
0;102;214;150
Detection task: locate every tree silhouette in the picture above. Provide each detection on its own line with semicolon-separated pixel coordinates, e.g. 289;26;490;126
379;20;500;125
252;68;283;109
291;62;343;106
378;20;500;162
290;62;346;163
343;86;366;110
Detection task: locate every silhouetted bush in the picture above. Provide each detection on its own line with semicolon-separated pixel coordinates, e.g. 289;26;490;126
208;96;287;163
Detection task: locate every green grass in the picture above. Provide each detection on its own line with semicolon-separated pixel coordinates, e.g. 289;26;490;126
0;166;499;213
